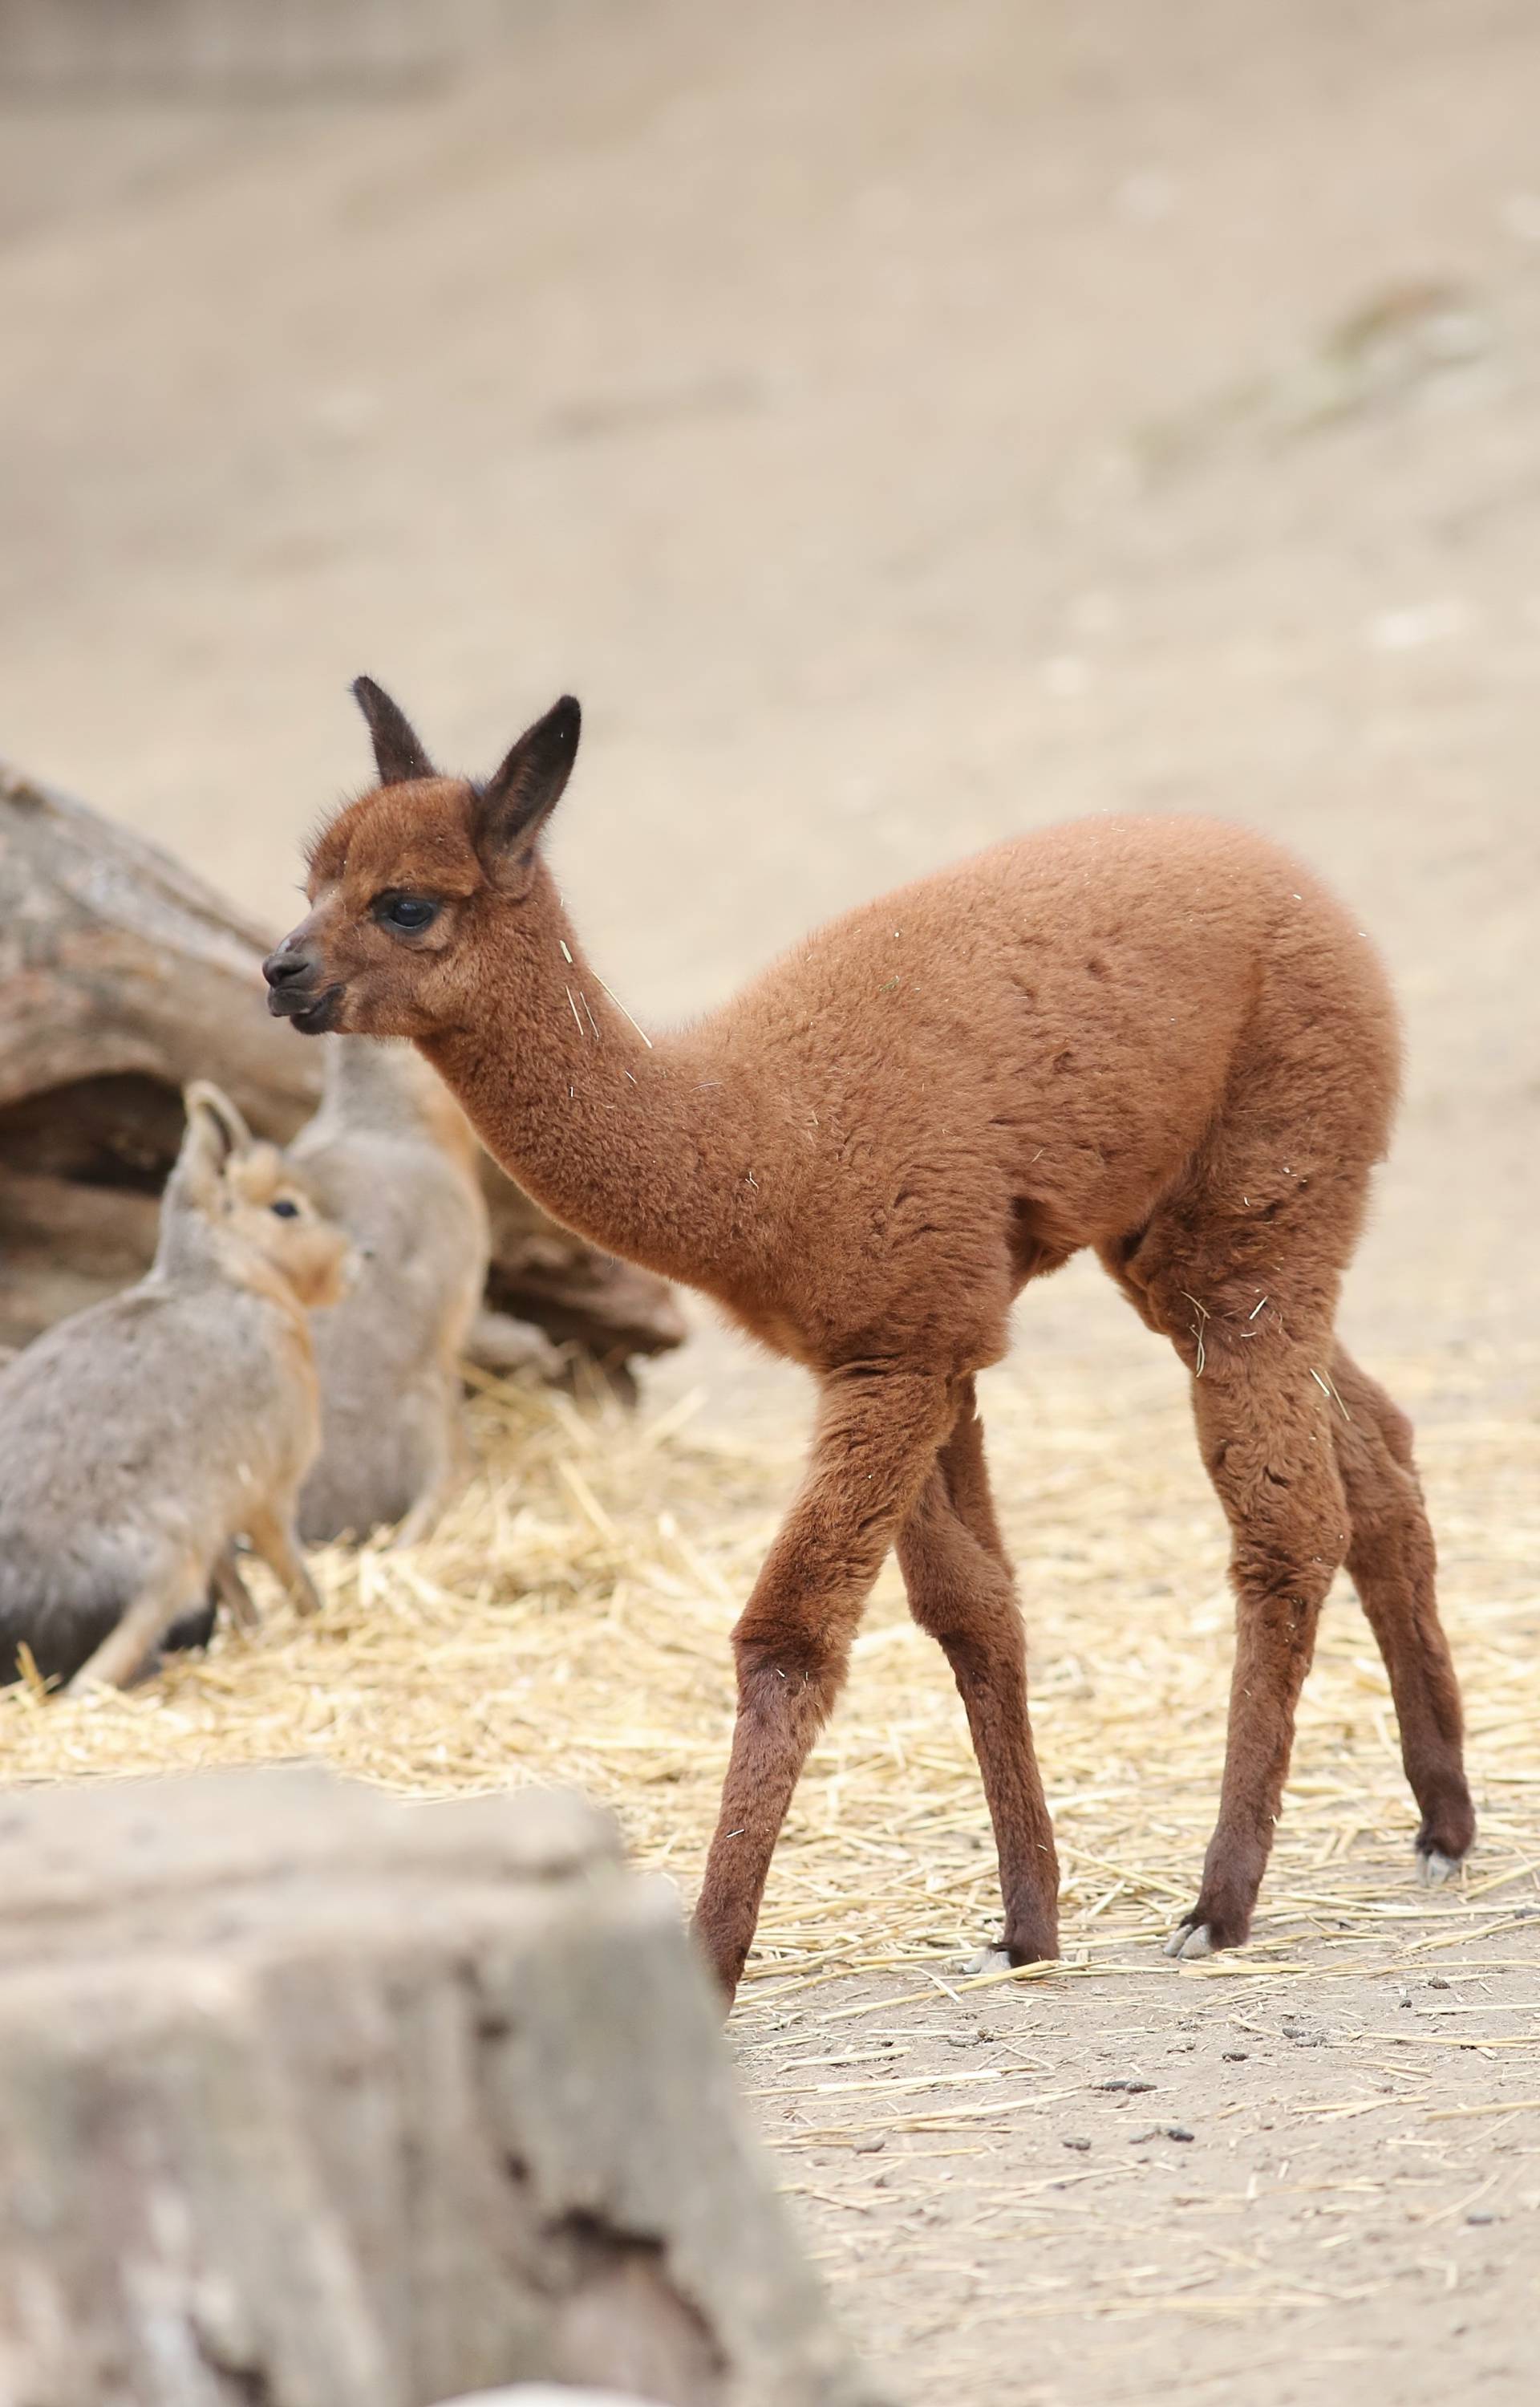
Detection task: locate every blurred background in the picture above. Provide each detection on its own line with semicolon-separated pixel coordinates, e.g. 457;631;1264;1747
2;0;1536;1385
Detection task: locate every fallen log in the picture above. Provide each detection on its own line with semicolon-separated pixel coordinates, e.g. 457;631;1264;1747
0;762;686;1378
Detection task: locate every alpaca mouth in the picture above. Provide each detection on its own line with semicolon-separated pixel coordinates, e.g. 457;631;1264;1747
270;982;344;1035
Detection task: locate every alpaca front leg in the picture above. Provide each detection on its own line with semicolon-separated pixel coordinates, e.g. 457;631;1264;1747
1165;1352;1349;1958
898;1406;1060;1969
693;1367;954;2003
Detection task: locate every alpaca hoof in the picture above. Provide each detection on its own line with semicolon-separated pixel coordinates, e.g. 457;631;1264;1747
1416;1848;1463;1888
1163;1921;1214;1960
963;1945;1015;1978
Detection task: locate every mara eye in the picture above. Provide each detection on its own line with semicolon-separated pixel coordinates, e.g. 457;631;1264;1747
270;1198;301;1220
376;891;440;933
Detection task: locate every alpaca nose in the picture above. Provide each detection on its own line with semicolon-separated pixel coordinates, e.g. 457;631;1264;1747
262;940;314;990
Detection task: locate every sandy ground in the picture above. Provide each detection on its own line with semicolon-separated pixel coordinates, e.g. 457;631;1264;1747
2;2;1538;2400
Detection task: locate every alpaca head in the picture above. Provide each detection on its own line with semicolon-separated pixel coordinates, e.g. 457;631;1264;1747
263;679;581;1040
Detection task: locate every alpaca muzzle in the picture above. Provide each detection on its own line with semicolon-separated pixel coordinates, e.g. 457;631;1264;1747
263;936;343;1034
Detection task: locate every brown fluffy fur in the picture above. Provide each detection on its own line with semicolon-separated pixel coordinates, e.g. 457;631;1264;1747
265;685;1474;2000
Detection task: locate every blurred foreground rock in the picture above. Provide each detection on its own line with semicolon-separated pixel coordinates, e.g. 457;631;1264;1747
0;0;504;100
0;1768;877;2407
0;763;686;1380
432;2392;667;2407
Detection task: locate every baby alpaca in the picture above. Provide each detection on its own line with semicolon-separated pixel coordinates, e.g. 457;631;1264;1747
265;683;1474;2000
288;1034;490;1546
0;1084;349;1691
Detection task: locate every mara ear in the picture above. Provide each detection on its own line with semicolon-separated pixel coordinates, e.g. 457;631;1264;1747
182;1081;253;1167
475;696;582;864
172;1082;253;1208
351;675;437;785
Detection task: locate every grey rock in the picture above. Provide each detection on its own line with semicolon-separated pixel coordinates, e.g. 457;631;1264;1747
433;2392;667;2407
0;1768;881;2407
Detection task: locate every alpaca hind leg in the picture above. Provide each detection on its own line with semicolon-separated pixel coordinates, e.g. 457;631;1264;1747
1330;1344;1474;1881
693;1366;954;2003
898;1385;1058;1969
1102;1021;1393;1955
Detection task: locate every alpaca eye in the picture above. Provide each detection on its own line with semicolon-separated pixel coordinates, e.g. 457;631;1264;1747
376;891;439;933
270;1198;301;1220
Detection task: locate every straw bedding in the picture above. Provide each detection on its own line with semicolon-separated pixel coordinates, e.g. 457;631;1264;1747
3;1337;1534;2008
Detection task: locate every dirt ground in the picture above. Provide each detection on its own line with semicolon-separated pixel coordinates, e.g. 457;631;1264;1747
2;2;1538;2401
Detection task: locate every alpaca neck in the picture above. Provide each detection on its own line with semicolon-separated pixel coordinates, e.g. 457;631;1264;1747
419;860;763;1291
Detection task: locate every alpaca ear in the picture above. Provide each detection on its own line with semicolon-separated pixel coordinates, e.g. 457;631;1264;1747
476;696;582;861
351;675;436;785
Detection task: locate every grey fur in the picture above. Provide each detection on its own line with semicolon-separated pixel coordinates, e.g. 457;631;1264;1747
290;1038;491;1546
0;1083;350;1690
